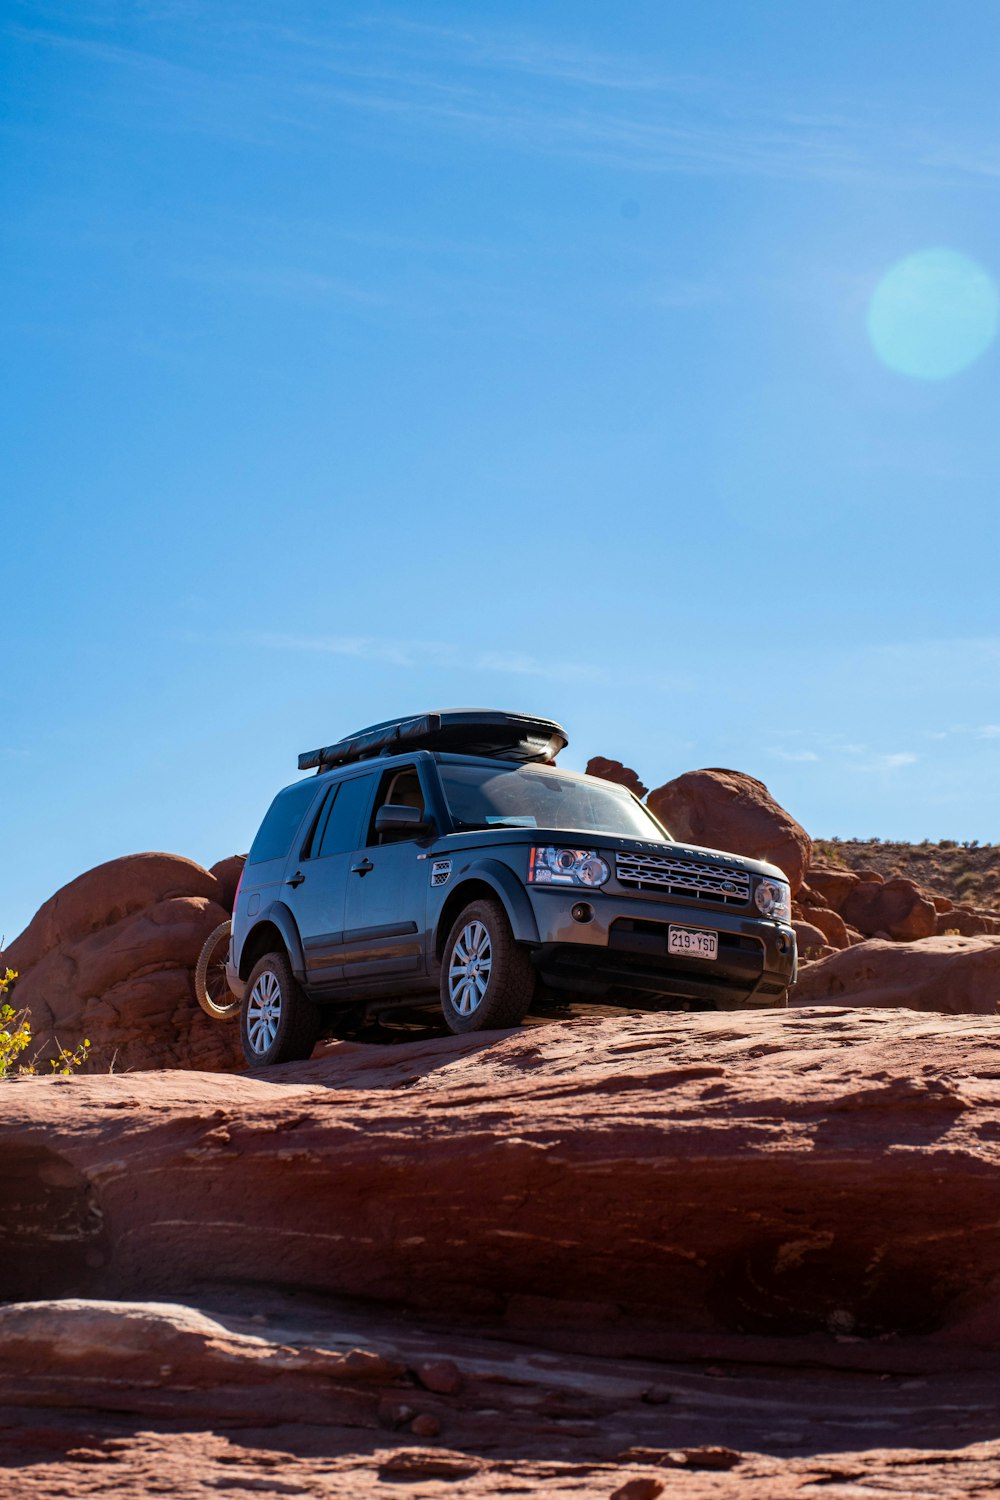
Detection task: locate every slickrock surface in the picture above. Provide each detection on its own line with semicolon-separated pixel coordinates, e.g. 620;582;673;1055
2;1291;999;1498
4;852;243;1073
3;1008;1000;1496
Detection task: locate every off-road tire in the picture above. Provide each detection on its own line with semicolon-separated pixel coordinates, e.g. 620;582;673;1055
241;950;322;1067
194;920;239;1020
440;897;536;1034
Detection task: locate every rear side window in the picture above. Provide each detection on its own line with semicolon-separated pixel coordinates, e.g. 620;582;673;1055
318;774;374;857
248;781;319;866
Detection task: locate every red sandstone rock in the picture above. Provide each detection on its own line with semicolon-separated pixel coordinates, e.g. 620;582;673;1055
791;934;1000;1014
646;769;811;893
208;855;246;912
3;1010;1000;1498
804;864;860;912
416;1358;463;1394
800;904;850;950
937;906;1000;937
792;920;832;959
585;757;649;799
839;876;937;941
4;853;242;1074
3;1009;999;1347
932;894;955;914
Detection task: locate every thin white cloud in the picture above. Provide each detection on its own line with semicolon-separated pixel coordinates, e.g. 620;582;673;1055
5;13;926;186
244;631;602;684
770;749;820;763
475;651;604;684
250;633;457;669
877;752;918;770
171;260;385;306
978;725;1000;739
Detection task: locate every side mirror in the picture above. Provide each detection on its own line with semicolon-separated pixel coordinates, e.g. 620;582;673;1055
375;803;432;835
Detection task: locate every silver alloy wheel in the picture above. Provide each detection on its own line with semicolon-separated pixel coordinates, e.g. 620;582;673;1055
448;918;493;1016
246;968;282;1054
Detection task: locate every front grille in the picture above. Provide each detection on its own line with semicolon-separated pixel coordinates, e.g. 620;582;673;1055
616;850;751;907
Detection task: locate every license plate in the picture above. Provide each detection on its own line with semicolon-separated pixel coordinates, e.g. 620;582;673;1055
668;925;718;961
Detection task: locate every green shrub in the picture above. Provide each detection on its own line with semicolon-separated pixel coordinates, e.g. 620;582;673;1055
0;966;90;1079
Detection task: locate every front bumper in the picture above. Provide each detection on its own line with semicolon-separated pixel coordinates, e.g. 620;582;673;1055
526;888;795;1008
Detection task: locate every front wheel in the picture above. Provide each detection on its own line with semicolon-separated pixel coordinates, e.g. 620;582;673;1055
241;951;322;1067
440;898;536;1034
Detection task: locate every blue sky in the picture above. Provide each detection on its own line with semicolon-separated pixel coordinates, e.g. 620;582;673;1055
4;2;1000;941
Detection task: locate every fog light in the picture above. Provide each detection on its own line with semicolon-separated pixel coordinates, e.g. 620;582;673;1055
571;902;594;923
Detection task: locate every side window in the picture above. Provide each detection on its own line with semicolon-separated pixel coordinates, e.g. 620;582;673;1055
368;765;425;846
317;774;374;858
299;784;336;860
248;781;320;866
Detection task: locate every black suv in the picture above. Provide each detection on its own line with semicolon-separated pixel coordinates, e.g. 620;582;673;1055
227;710;796;1067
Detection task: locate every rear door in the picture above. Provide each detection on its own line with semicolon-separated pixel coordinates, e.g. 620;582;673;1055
282;772;376;989
238;779;325;959
341;763;432;983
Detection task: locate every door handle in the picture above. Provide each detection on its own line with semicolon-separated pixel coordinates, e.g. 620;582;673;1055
350;857;374;876
286;870;306;888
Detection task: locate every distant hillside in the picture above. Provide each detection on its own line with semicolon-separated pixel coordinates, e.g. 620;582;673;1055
815;838;1000;913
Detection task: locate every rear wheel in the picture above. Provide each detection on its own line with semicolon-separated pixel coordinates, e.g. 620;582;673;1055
241;950;322;1067
440;898;536;1034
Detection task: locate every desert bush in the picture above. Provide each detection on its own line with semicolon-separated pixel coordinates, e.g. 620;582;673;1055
0;968;31;1078
0;965;90;1079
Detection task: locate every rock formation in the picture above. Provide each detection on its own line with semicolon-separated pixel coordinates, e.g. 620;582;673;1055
4;1008;999;1330
838;876;938;942
585;756;650;799
646;768;812;894
3;853;243;1074
791;933;1000;1014
2;1008;999;1496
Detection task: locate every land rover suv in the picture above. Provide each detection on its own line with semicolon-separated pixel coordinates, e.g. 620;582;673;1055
226;710;796;1067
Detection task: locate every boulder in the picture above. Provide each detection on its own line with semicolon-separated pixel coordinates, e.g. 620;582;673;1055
805;863;860;912
4;853;242;1074
791;934;1000;1015
800;904;851;951
936;907;1000;937
585;757;649;799
792;918;827;946
794;920;835;961
646;769;811;893
209;854;247;912
839;877;937;942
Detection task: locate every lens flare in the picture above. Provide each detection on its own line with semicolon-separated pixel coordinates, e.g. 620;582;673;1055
867;249;998;380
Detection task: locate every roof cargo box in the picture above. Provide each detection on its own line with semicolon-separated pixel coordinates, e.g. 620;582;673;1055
298;709;568;773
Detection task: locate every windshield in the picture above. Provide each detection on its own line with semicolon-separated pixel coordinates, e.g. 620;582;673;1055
439;762;670;841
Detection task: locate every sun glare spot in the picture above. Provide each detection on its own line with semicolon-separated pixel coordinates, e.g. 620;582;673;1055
867;249;998;380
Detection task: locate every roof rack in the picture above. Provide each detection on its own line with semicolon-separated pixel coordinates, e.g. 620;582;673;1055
298;709;568;774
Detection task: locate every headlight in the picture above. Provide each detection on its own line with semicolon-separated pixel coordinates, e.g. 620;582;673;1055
754;878;791;920
528;847;611;888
